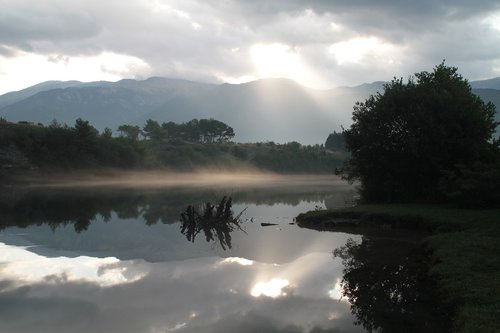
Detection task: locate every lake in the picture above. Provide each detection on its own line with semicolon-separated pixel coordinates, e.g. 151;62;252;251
0;174;447;333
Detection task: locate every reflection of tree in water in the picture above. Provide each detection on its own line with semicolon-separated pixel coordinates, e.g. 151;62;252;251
0;186;347;233
180;196;246;250
333;237;451;333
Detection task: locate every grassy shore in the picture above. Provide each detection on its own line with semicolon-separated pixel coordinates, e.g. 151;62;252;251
296;204;500;333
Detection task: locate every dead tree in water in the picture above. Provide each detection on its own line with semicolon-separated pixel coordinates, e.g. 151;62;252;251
180;196;246;250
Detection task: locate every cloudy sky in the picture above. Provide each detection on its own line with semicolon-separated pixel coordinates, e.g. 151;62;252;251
1;0;500;94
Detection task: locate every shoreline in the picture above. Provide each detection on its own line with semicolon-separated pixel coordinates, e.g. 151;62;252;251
296;204;500;333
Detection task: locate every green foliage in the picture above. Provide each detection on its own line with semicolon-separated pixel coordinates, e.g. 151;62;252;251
439;161;500;208
117;124;141;140
249;142;344;173
340;63;499;203
140;118;235;144
143;119;164;141
102;127;113;139
325;131;346;151
0;120;147;169
1;117;347;173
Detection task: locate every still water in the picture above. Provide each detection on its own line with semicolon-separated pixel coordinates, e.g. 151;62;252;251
0;175;447;333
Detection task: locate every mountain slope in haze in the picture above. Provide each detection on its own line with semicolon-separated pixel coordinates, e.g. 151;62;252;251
0;78;215;131
137;78;371;143
0;80;83;109
470;77;500;90
1;77;381;144
1;76;498;143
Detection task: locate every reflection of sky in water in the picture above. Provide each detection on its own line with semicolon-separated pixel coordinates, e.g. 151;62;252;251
0;185;364;333
0;244;362;333
0;243;147;287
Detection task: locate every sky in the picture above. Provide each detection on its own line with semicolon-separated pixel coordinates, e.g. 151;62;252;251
1;0;500;94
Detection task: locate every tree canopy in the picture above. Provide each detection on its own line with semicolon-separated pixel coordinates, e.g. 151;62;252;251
325;131;346;151
140;118;235;143
339;63;499;204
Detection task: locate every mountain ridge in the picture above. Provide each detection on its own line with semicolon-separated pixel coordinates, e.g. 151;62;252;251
1;76;498;143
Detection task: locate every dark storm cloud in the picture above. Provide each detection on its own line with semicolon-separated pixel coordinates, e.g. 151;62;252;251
225;0;500;22
1;0;499;87
0;1;102;47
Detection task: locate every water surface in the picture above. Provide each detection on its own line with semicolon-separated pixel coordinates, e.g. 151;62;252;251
0;176;367;333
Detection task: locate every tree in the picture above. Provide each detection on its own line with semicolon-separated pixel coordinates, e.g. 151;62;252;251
182;119;201;142
102;127;113;139
74;118;98;140
333;238;450;332
339;63;499;202
162;121;179;140
325;131;346;151
142;119;165;141
117;124;141;140
199;118;235;143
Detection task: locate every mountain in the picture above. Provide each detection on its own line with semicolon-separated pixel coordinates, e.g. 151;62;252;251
470;77;500;90
0;77;384;144
1;76;498;143
0;80;83;109
0;78;215;133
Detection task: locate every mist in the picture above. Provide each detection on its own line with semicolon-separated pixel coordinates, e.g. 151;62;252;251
19;170;349;190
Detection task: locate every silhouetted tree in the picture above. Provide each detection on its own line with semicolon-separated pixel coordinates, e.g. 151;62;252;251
325;131;346;151
334;237;450;332
74;118;98;140
117;124;141;140
339;62;499;203
143;119;165;141
162;121;179;140
102;127;113;139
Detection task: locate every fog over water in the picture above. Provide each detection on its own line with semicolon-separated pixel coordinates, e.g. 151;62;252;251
20;171;350;190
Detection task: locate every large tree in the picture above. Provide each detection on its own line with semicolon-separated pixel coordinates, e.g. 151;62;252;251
340;63;499;202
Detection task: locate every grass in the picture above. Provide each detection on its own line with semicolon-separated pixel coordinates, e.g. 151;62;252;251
297;204;500;333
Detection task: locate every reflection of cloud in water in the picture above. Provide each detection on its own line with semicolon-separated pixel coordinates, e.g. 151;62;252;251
0;243;363;333
219;257;254;266
0;243;147;287
251;278;290;298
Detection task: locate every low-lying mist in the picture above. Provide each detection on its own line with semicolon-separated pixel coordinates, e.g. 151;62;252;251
17;170;350;190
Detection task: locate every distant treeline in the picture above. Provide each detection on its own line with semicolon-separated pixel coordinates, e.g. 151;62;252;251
0;118;347;174
119;118;235;143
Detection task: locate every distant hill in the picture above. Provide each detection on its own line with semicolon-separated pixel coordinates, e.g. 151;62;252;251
0;78;216;134
0;77;384;144
0;80;83;109
1;76;498;143
470;77;500;90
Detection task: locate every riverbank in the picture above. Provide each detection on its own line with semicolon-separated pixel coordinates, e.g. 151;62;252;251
296;204;500;333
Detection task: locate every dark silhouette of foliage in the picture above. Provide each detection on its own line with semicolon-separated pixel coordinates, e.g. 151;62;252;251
180;196;246;250
333;237;451;332
325;131;346;151
439;160;500;208
140;118;235;144
117;124;141;140
0;119;147;169
102;127;113;139
0;187;334;233
1;117;346;174
339;63;499;203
